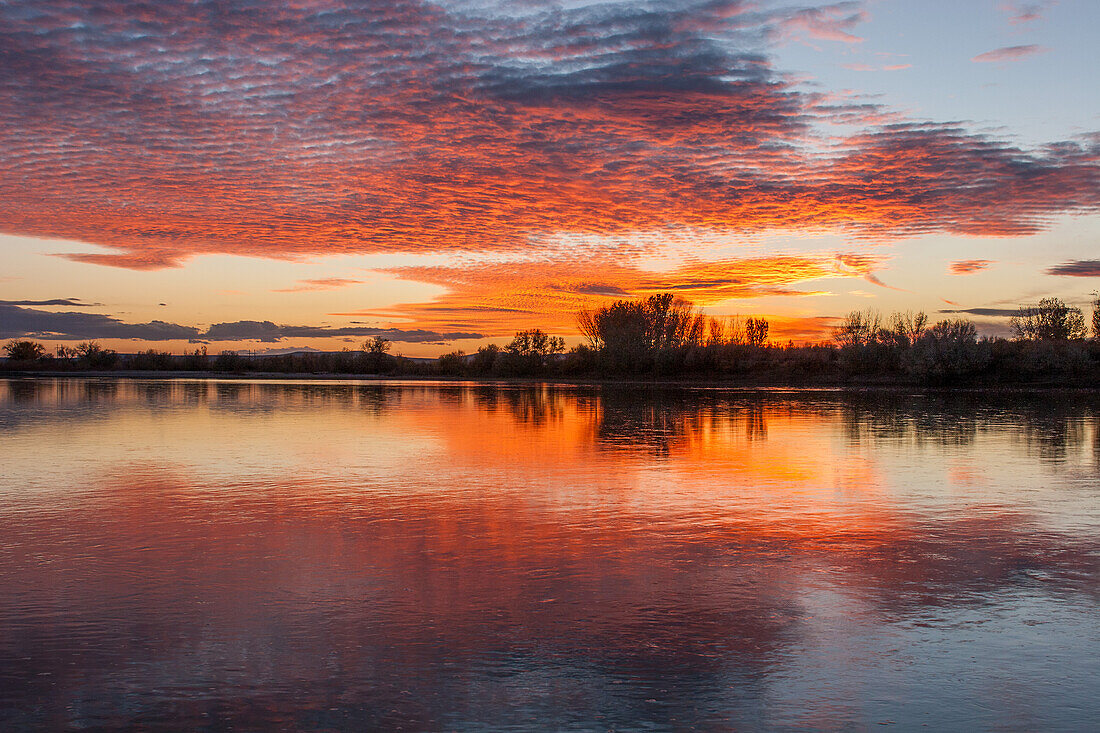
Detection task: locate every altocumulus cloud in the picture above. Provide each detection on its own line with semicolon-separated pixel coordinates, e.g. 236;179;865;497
0;305;480;343
0;0;1095;272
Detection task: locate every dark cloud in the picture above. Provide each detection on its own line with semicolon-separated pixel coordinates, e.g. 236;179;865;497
0;298;102;307
0;305;201;341
0;1;1091;270
201;321;481;343
570;283;631;297
1046;260;1100;277
0;306;480;343
939;308;1019;317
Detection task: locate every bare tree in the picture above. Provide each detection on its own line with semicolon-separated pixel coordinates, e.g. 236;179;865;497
1092;291;1100;339
707;317;727;346
1011;298;1087;340
889;311;928;348
364;336;391;354
745;317;769;347
833;310;882;348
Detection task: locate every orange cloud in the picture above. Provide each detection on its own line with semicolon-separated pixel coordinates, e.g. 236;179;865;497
949;260;993;274
333;253;876;341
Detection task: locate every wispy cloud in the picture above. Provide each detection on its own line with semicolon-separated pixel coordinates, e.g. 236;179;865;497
996;1;1055;25
1046;260;1100;277
972;44;1049;63
841;63;911;71
272;278;363;293
772;2;868;44
949;260;993;274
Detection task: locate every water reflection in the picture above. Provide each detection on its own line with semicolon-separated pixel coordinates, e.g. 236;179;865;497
0;379;1098;730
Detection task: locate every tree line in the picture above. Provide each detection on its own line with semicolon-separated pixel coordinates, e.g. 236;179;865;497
5;294;1100;385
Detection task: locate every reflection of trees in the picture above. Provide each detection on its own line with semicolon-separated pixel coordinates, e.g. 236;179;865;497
744;400;767;442
840;393;980;448
593;389;783;458
133;381;172;406
1094;415;1100;470
1019;409;1087;464
502;386;564;426
77;378;120;404
595;389;706;458
838;392;1098;464
214;382;248;403
468;385;566;427
5;379;41;403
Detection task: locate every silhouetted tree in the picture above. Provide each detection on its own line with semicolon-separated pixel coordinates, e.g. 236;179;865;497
577;293;707;371
833;310;882;348
706;317;725;346
127;349;174;370
183;346;208;370
435;350;466;376
904;319;989;382
745;317;769;347
1092;291;1100;338
888;311;928;348
1011;298;1087;340
494;329;566;375
75;341;118;368
4;340;46;361
213;350;244;372
470;343;501;374
506;329;565;359
361;336;395;373
364;336;391;354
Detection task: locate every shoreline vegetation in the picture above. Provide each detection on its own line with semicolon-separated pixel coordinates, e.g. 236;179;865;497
4;293;1099;387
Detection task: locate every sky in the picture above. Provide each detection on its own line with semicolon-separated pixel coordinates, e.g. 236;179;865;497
1;0;1098;356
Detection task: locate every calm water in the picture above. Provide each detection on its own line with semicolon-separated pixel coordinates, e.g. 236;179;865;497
1;379;1098;731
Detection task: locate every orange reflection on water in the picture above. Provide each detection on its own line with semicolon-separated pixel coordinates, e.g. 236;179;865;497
1;379;1098;729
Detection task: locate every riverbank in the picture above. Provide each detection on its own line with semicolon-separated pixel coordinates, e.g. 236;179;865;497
2;368;1098;392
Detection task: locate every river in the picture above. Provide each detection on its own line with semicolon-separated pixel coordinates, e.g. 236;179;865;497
1;379;1097;730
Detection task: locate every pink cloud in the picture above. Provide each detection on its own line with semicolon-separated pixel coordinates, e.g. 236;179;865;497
972;45;1049;63
996;1;1055;25
775;3;867;44
842;63;911;72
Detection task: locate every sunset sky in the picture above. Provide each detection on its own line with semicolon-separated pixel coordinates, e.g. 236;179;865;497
2;0;1098;356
